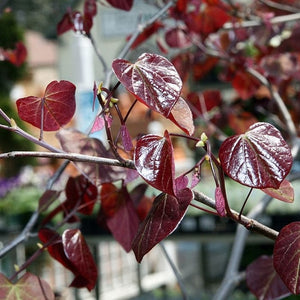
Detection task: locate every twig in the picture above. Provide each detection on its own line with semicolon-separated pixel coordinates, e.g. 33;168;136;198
258;0;300;13
0;150;135;169
159;242;189;300
193;191;279;240
223;12;300;29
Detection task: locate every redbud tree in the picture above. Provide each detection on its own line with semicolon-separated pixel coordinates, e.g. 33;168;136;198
0;0;300;299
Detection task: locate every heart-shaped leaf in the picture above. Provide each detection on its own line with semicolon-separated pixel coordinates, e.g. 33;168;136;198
134;131;176;196
0;272;54;300
132;188;193;262
262;179;294;203
62;229;98;291
273;222;300;294
219;122;293;189
16;80;76;131
246;256;291;300
112;53;182;117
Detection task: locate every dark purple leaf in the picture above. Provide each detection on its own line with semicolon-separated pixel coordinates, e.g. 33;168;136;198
62;229;98;291
16;80;76;131
273;222;300;294
132;188;193;262
246;256;291;300
134;131;176;196
219;122;293;189
112;53;182;117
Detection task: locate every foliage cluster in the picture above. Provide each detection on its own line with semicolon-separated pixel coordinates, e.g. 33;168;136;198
0;0;300;299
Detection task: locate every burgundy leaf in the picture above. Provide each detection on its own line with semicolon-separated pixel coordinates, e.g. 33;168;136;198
134;131;176;196
165;27;192;49
39;228;75;272
273;222;300;294
175;175;189;192
132;188;193;262
120;124;133;151
246;256;291;300
112;53;182;117
0;272;55;300
16;80;76;131
215;186;226;217
57;128;125;185
219;122;293;189
62;229;98;291
106;0;133;11
106;186;140;252
65;175;98;215
167;96;195;135
262;179;294;203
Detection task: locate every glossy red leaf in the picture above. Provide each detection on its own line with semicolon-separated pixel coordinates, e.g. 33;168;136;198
38;228;75;271
167;96;195;135
262;179;294;203
16;80;76;131
132;188;193;262
62;229;98;291
0;272;54;300
106;0;133;11
246;256;291;300
57;128;125;185
105;186;140;252
215;186;226;217
112;53;182;117
134;131;176;196
219;122;293;189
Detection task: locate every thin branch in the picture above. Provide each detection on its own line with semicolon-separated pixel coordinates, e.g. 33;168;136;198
159;242;189;300
0;150;135;169
193;191;279;240
223;12;300;29
88;33;108;74
258;0;300;13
